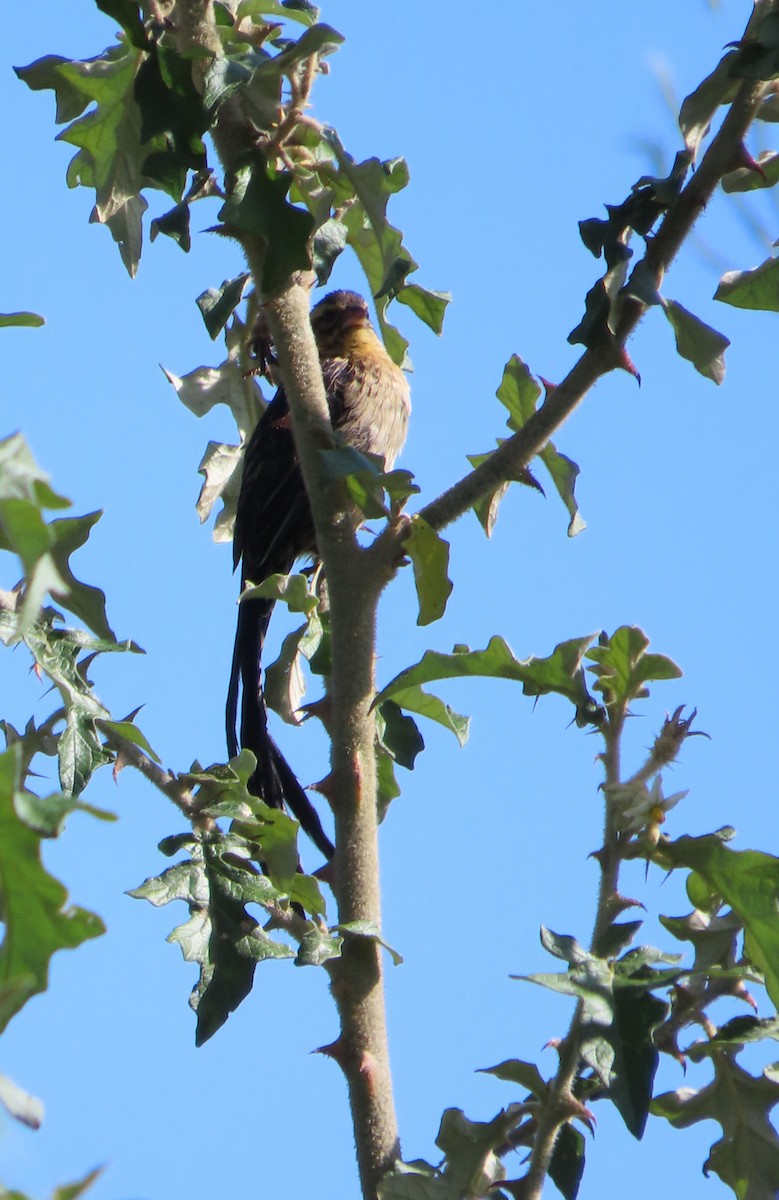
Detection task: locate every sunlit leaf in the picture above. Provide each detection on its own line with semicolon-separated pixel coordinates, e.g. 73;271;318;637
662;299;729;384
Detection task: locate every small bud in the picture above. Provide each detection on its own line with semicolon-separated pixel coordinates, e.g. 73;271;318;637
651;706;708;769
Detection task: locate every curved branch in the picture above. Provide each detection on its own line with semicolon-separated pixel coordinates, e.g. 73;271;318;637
401;52;770;543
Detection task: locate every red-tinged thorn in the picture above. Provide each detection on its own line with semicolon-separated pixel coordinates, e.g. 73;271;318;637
617;346;641;385
544;1037;563;1052
730;142;767;180
310;772;337;800
33;662;43;682
735;982;759;1013
539;377;558;398
313;1038;346;1063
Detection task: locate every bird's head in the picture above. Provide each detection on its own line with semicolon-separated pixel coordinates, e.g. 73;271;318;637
310;290;375;358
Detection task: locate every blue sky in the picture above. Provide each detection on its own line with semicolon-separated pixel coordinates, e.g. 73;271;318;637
2;3;778;1198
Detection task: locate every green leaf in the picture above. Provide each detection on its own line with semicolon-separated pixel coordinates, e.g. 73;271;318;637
52;1168;103;1200
12;789;113;839
730;12;779;79
189;754;302;892
377;1159;445;1200
98;717;161;763
289;872;327;917
492;357;585;535
0;312;45;329
133;34;208;179
652;1056;779;1198
660;834;779;1009
264;618;323;724
295;923;342;966
29;42;163;274
219;156;314;294
465;452;511;537
722;149;779;192
375;741;401;821
662;299;729;384
196;273;251;340
678;50;740;158
660;908;742;973
478;1058;549;1099
0;746;104;1034
338;920;403;966
375;684;469;747
95;0;148;50
236;0;319;25
376;634;602;728
241;571;320;614
7;611;141;796
435;1106;525;1198
518;951;672;1138
403;516;453;626
548;1121;586;1200
586;626;681;710
496;354;542;430
1;498;115;642
376;701;424;770
715;255;779;312
319;445;389;519
322;133;449;362
150;201;192;250
15;55;93;123
395;284;450;334
540;926;588;965
130;832;296;1044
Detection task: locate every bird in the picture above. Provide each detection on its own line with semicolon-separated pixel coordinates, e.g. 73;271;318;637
226;289;411;859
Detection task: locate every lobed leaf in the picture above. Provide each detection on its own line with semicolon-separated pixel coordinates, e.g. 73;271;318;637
652;1056;779;1198
377;634;601;728
660;834;779;1009
0;746;104;1035
586;626;681;711
218;156;314;295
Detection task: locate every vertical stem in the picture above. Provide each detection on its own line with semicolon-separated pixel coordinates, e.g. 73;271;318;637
265;288;401;1197
327;559;400;1197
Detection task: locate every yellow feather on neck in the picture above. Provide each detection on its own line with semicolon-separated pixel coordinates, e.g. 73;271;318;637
338;325;387;359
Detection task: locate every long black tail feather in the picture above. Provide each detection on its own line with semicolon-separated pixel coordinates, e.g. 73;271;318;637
227;594;333;858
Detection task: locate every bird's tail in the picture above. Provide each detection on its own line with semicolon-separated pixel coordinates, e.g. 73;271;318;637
227;596;334;859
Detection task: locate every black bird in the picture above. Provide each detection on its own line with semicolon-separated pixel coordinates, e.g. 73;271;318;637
226;290;411;858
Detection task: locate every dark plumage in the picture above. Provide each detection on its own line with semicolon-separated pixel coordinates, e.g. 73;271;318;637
226;290;410;857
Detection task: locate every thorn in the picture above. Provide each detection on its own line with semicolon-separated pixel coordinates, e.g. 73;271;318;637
313;859;335;886
617;346;641;385
310;772;337;800
300;696;333;730
33;662;43;682
313;1038;346;1065
734;981;759;1013
544;1037;563;1053
112;748;131;784
538;377;558;399
729;142;767;180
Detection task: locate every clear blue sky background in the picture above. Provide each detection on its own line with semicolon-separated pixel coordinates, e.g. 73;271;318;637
3;2;778;1198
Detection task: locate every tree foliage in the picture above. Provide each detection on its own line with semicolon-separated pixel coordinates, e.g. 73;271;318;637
3;3;779;1199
